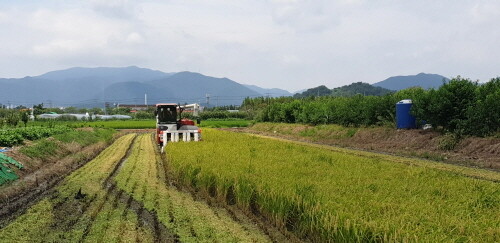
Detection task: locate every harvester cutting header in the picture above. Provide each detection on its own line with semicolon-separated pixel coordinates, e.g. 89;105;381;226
155;103;201;152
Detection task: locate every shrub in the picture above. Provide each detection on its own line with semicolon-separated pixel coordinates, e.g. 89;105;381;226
243;76;500;137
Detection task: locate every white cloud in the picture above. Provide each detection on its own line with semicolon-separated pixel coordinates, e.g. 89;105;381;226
0;1;499;90
126;32;144;44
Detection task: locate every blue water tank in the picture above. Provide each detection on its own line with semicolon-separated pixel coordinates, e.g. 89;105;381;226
396;99;417;129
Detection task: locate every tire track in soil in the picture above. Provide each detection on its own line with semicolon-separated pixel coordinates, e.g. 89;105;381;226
118;180;137;243
77;134;179;243
77;134;138;243
150;135;177;228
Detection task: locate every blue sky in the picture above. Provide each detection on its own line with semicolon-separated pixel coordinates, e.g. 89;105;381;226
0;0;499;91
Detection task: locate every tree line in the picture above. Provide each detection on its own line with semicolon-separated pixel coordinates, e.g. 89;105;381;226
241;77;500;137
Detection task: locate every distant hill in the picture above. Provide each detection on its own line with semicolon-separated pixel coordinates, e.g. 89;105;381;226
0;67;263;107
99;82;170;105
38;66;172;82
373;73;449;91
293;89;307;94
243;84;292;97
331;82;393;97
146;72;262;106
294;82;393;98
294;85;332;98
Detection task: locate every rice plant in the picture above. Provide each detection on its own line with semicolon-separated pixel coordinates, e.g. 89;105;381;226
166;129;500;242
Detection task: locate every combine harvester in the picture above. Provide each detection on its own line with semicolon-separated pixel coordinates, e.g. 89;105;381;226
155;103;201;152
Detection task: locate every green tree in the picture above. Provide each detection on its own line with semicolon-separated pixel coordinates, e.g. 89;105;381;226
110;107;131;115
465;78;500;136
78;108;88;114
6;111;20;127
414;77;477;135
88;107;103;115
135;111;154;119
21;112;29;127
64;106;78;113
33;103;45;117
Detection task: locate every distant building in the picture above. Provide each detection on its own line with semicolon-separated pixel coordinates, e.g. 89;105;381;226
117;104;149;111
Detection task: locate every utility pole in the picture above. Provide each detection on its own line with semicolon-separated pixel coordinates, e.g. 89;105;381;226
145;93;148;107
206;94;210;107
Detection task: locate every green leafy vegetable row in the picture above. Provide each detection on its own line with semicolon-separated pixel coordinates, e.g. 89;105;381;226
0;126;73;147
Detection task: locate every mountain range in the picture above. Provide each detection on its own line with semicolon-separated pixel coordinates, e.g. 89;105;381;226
0;66;270;107
294;73;449;98
373;73;449;90
0;67;449;108
294;82;394;98
242;84;292;97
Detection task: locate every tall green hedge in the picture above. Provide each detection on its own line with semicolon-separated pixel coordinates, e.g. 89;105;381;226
241;77;500;137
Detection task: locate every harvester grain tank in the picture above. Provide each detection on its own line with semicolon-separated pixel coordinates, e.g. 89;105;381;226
155;103;201;152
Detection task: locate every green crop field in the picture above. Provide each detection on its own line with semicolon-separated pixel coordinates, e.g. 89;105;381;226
198;119;252;128
1;128;498;242
0;126;72;146
74;120;156;129
26;119;251;129
165;129;500;242
27;120;156;129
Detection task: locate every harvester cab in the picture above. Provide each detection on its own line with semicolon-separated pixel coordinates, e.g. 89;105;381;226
155;103;201;152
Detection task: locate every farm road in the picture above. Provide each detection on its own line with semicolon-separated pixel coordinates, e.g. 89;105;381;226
0;133;275;243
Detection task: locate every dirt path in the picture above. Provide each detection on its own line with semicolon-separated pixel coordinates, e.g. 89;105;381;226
0;133;279;243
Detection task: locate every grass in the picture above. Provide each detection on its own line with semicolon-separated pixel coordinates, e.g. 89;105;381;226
73;120;156;129
28;119;252;129
19;139;59;159
253;122;358;140
54;128;115;146
28;120;156;129
165;129;500;242
114;134;270;242
19;128;115;159
198;119;252;128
